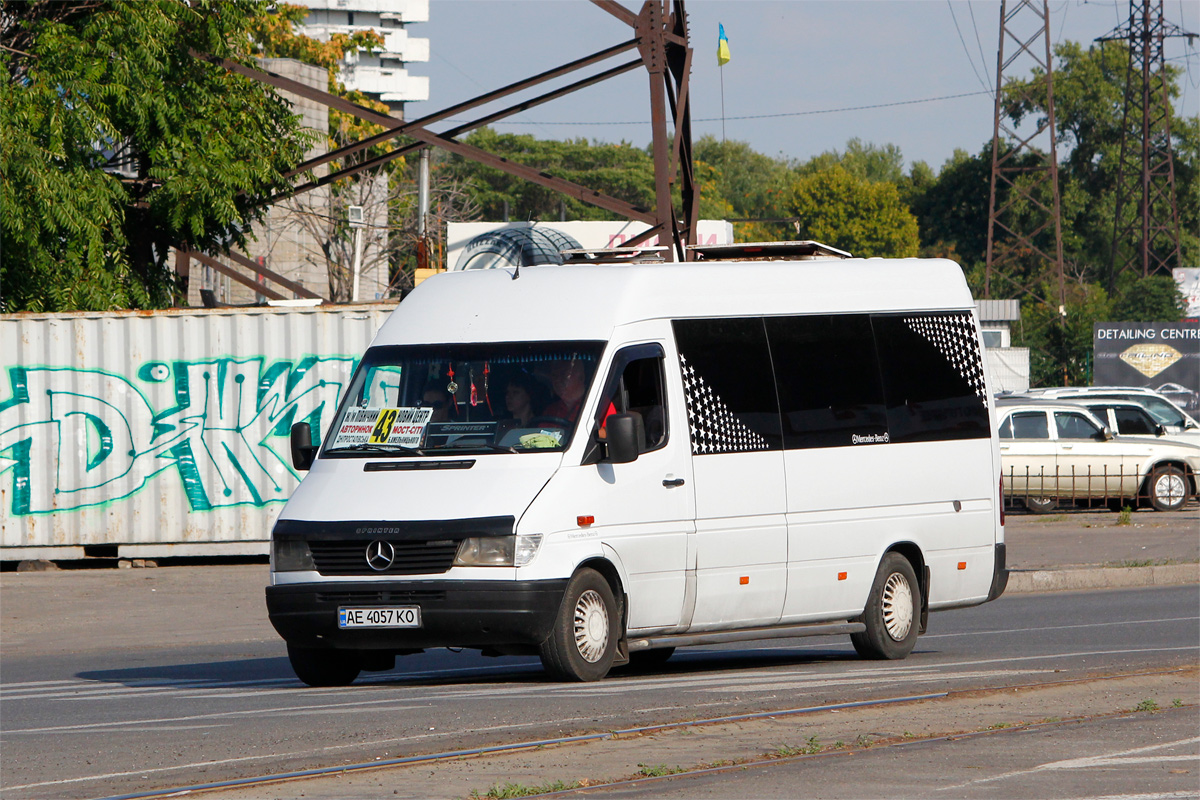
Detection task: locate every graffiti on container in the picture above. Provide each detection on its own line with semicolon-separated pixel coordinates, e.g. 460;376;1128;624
0;357;356;515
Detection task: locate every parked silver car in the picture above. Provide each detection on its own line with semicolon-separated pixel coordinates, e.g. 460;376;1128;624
1018;386;1199;437
996;399;1200;513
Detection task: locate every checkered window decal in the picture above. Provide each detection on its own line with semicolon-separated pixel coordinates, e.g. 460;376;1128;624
679;353;770;455
901;313;988;407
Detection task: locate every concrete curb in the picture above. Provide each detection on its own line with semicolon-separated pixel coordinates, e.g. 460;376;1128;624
1007;563;1200;593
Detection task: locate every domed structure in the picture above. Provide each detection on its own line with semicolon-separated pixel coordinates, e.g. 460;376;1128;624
455;226;583;271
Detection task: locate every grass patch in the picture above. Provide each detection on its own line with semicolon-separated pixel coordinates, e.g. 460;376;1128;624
1133;699;1160;713
1117;506;1133;525
636;763;686;778
471;780;581;799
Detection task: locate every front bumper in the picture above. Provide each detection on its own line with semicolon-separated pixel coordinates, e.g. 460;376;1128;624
265;579;569;651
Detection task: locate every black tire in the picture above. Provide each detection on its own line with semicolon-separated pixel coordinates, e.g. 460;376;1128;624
287;643;361;687
619;647;676;672
539;568;619;681
1146;465;1189;512
851;552;920;661
1024;496;1058;514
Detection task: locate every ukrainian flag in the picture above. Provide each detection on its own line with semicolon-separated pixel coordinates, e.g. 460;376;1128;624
718;23;731;66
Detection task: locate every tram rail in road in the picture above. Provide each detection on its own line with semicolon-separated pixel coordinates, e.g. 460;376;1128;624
1;584;1197;800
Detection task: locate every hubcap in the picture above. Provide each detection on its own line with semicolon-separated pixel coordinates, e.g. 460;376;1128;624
1154;473;1186;507
573;589;609;663
881;572;914;641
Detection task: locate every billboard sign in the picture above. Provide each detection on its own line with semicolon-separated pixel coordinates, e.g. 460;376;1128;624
1093;321;1200;413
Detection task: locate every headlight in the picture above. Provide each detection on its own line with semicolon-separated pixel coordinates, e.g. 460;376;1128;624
454;535;543;567
272;539;315;572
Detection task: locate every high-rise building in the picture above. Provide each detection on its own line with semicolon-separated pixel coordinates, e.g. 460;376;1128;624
290;0;430;114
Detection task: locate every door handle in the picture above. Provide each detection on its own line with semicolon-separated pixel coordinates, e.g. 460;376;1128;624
662;478;686;487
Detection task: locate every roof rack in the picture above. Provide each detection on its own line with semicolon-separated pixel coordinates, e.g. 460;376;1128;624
560;246;669;264
558;239;852;265
689;240;852;261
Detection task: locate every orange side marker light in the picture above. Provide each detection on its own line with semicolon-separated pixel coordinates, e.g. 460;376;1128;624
577;515;594;527
837;572;847;581
739;576;750;585
958;562;967;570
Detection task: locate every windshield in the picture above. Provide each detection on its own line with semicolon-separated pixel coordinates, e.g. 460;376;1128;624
324;341;605;456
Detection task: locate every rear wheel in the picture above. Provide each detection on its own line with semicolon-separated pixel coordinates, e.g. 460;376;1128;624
539;568;619;681
1024;496;1058;514
1146;465;1188;512
852;553;920;661
287;643;361;687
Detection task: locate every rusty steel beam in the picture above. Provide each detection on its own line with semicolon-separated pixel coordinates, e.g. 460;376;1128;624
282;58;644;200
281;39;640;180
220;248;323;299
219;56;656;224
187;250;288;302
200;1;697;270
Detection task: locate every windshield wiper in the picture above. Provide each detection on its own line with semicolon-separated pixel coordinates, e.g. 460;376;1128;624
330;443;427;456
449;443;520;454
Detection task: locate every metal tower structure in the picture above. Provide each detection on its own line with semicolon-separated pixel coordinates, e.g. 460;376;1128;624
985;0;1065;309
1097;1;1195;285
188;0;697;300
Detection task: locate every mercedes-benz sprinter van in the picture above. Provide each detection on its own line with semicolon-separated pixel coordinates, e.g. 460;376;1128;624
267;243;1008;685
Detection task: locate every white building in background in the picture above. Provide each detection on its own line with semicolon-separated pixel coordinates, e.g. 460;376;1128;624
292;0;430;112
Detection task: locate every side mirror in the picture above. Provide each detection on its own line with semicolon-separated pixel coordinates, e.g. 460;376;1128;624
1156;424;1167;437
290;422;318;470
1099;426;1114;441
605;413;643;464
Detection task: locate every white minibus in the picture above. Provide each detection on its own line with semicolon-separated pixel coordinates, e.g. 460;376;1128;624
267;243;1008;685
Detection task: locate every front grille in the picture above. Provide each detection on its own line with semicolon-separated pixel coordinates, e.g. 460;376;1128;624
309;540;461;576
316;589;448;605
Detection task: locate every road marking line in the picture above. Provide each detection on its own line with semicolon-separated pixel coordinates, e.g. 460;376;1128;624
940;736;1200;789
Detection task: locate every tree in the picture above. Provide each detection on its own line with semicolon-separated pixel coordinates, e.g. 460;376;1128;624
1003;40;1198;275
1;0;315;312
785;166;919;258
439;128;657;223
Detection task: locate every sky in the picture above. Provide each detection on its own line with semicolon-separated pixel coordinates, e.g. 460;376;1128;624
407;0;1200;171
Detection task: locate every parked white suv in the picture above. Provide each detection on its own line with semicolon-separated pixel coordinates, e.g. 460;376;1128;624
1018;386;1199;438
996;399;1200;513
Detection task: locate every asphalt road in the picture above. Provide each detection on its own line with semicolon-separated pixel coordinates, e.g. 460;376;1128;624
1;584;1197;800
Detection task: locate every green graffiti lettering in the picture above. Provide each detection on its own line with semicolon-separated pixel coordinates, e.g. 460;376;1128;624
0;356;355;516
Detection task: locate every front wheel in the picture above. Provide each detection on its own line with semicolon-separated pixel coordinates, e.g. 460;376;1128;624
287;643;361;687
851;553;920;661
539;568;619;681
1146;465;1189;512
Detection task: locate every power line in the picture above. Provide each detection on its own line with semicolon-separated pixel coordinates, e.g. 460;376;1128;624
443;89;994;128
948;1;993;93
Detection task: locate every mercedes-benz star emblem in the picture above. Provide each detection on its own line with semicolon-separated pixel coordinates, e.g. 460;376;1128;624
365;540;395;572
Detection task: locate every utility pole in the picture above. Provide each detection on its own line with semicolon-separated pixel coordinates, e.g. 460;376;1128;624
985;0;1065;309
1097;1;1195;285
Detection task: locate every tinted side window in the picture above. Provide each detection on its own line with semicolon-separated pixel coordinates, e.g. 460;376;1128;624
873;313;991;443
596;353;668;453
1112;407;1157;436
1055;412;1101;440
1002;411;1049;439
672;318;782;454
766;315;888;449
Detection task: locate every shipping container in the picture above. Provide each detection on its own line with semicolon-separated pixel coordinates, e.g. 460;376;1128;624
0;304;395;561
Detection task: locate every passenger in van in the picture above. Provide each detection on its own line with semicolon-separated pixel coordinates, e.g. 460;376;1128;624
541;359;588;424
503;374;543;428
422;388;451;422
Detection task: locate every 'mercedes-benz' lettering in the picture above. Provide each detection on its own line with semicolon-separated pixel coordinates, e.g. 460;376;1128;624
852;433;890;444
